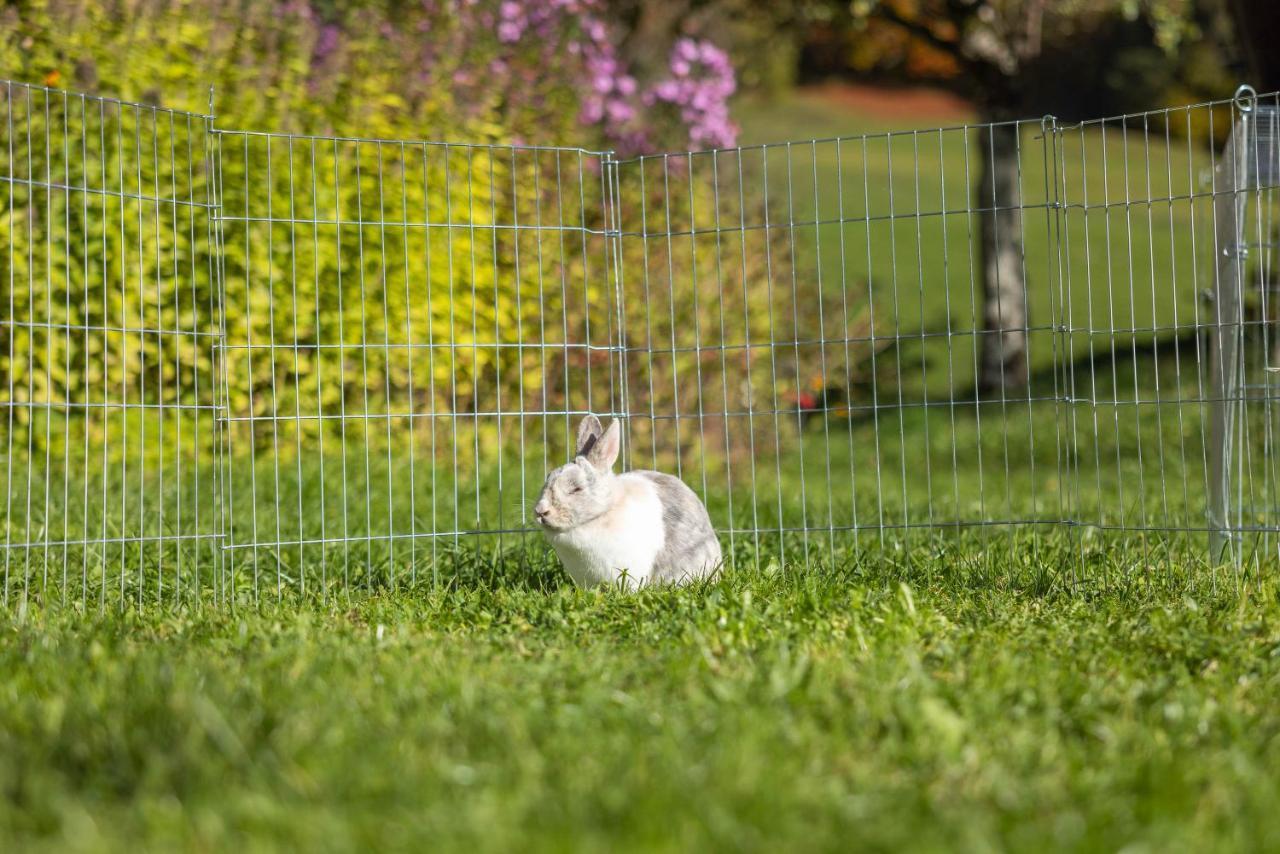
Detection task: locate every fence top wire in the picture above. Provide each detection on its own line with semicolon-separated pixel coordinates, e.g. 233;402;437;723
213;127;614;158
2;77;216;120
613;89;1280;165
1058;87;1279;131
2;76;618;156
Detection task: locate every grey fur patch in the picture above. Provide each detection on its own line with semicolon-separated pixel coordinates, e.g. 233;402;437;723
634;470;722;583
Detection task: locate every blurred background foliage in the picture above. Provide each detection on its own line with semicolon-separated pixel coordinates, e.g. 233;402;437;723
0;0;1255;465
0;0;713;458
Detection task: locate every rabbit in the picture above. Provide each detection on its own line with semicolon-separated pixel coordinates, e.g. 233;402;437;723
533;414;722;589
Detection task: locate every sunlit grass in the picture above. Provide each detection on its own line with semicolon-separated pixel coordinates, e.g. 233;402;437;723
2;537;1279;850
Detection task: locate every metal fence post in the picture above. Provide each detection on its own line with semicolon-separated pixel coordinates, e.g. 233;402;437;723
1208;86;1255;563
206;85;233;607
603;151;631;470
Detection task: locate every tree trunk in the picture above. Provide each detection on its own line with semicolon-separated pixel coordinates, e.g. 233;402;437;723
977;121;1029;394
1228;0;1280;90
617;0;692;80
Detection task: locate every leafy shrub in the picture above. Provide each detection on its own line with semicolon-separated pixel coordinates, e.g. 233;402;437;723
0;0;752;459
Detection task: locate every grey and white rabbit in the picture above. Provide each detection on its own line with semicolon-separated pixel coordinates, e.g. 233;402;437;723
533;415;722;589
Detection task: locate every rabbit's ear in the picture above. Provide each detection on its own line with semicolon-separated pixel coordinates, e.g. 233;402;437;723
575;414;603;456
583;419;621;472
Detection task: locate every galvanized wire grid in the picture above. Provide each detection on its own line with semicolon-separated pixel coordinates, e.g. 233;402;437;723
614;90;1278;575
0;77;1277;607
213;132;624;598
0;80;221;608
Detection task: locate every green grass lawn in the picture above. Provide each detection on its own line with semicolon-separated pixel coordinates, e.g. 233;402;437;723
3;540;1280;851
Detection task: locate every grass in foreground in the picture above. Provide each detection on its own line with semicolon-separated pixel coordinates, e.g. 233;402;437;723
2;540;1280;852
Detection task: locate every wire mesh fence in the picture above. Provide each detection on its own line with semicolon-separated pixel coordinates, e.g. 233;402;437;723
613;93;1279;575
214;132;624;597
1;77;1277;607
0;80;221;607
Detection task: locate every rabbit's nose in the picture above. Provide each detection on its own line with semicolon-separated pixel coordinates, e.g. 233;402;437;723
533;502;550;520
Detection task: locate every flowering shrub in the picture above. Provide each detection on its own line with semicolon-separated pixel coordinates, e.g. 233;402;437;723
448;0;738;153
646;39;739;151
4;1;735;154
0;0;750;459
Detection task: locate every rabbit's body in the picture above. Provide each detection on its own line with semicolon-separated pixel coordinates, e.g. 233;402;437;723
534;416;722;589
544;472;667;588
634;470;723;584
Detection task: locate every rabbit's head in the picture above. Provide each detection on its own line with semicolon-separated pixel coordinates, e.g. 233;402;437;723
533;415;621;532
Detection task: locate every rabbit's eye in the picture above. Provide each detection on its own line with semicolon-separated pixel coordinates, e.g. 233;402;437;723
569;485;584;494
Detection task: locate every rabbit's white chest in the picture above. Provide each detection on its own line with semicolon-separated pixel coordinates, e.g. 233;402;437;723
547;477;665;589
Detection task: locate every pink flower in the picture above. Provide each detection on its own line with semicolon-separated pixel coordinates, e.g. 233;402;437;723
606;99;634;122
652;80;680;101
642;38;739;150
433;3;735;156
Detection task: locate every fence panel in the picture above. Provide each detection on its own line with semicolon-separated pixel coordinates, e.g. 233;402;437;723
1206;92;1280;570
613;123;1071;564
213;132;624;596
0;81;221;607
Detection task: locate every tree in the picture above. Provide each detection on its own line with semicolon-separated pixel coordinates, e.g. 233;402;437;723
1227;0;1280;89
851;0;1195;393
